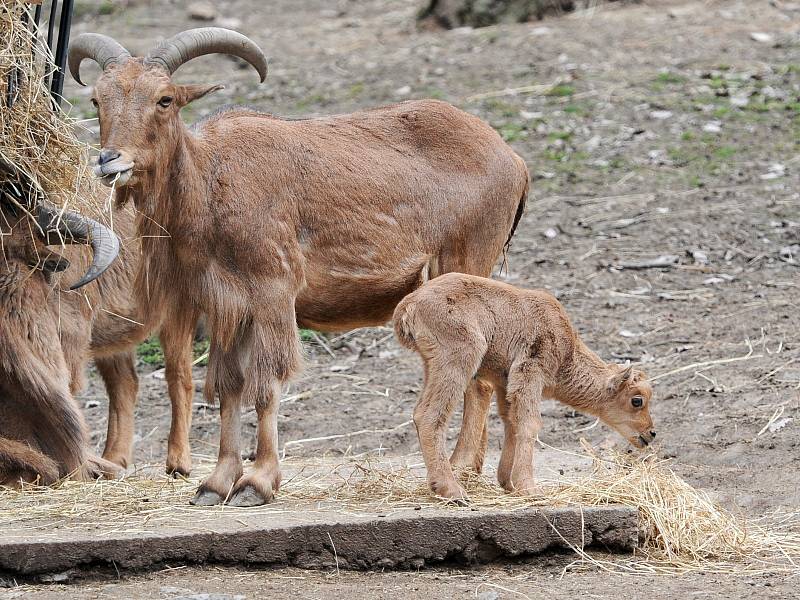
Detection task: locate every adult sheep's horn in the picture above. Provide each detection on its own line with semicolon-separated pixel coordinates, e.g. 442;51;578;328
37;204;121;290
68;33;131;86
144;27;267;82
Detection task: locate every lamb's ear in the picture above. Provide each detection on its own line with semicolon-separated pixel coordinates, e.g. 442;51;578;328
177;83;224;106
607;364;633;392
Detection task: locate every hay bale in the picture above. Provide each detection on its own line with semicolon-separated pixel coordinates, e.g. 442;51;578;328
0;1;98;215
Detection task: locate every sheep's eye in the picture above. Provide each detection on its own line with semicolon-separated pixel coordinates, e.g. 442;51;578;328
90;98;98;108
157;96;173;108
631;396;644;408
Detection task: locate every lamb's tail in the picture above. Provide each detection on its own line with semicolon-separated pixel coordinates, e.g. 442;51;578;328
392;297;419;352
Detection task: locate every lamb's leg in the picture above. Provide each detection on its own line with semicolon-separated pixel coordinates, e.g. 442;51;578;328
415;363;473;503
449;377;493;473
507;365;544;495
228;299;301;507
160;310;198;476
96;351;139;471
191;336;246;506
495;386;517;492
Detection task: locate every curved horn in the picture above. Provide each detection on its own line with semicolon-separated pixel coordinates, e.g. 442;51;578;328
37;205;121;290
68;33;131;86
144;27;267;82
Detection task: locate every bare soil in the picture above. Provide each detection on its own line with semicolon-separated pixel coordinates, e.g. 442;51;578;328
9;0;800;597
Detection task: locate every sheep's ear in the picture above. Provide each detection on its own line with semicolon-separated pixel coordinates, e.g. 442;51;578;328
607;364;633;391
177;83;224;106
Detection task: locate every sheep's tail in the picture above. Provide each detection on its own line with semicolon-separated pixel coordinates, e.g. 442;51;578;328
504;171;529;252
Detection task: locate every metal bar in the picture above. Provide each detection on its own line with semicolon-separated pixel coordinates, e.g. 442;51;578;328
50;0;73;105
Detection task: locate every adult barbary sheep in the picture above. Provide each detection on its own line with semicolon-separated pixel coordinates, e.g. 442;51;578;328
69;27;530;506
394;273;656;502
0;197;192;484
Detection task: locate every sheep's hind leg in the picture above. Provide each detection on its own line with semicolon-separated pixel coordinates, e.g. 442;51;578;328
495;386;517;492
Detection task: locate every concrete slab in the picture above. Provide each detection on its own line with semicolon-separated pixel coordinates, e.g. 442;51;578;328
0;504;637;575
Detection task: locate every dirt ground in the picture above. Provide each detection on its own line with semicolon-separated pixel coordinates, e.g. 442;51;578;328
7;0;800;597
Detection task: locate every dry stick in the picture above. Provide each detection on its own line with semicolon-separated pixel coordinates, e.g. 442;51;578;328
463;78;566;102
650;354;764;382
281;420;413;458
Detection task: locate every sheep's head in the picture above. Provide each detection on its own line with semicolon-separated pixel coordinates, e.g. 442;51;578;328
594;365;656;449
68;28;268;188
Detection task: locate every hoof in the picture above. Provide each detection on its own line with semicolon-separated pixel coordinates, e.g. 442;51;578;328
431;481;469;506
227;485;272;507
167;465;192;478
190;488;224;506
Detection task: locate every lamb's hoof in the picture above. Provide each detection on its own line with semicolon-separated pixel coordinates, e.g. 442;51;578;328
432;482;469;506
167;465;192;479
190;488;223;506
228;485;270;507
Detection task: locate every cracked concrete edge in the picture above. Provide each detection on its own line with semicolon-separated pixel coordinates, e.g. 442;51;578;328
0;506;638;576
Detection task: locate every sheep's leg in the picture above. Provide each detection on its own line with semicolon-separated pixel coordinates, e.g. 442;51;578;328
507;365;544;495
228;380;283;507
160;310;198;476
495;386;517;492
191;336;247;506
97;351;139;471
449;377;493;473
228;299;301;507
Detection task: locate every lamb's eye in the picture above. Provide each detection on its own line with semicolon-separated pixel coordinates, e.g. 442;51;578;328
157;96;173;108
91;98;98;108
631;396;644;408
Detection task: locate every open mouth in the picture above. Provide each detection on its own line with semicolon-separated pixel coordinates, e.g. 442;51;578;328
93;161;134;187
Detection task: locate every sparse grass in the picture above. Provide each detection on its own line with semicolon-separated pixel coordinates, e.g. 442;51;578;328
497;122;526;142
655;71;687;85
547;84;575;98
484;98;519;118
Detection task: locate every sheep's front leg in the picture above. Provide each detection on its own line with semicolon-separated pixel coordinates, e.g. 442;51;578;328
191;337;246;506
96;351;139;471
507;365;544;496
160;308;199;477
228;299;301;507
450;378;493;473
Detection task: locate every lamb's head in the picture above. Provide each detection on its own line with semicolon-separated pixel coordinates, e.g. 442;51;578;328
594;365;656;449
68;28;268;188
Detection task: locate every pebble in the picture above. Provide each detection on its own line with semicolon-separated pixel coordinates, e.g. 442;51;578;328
650;110;673;120
749;32;774;43
394;85;411;96
702;121;722;133
543;227;558;239
187;1;217;21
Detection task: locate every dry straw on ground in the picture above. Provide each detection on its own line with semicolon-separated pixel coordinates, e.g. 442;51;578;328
0;2;99;216
1;442;797;576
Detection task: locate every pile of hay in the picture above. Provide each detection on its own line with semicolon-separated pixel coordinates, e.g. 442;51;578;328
1;444;798;575
0;1;99;216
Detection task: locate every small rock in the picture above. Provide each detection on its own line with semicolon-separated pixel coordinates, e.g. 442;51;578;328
730;94;750;107
656;206;670;214
768;417;792;433
530;26;552;36
690;249;709;265
619;329;641;338
760;164;786;180
520;110;542;120
84;400;100;409
477;591;499;600
394;85;411;96
329;364;351;372
584;135;601;152
650;110;673;120
702;121;722;133
749;32;774;44
188;1;217;21
543;227;558;239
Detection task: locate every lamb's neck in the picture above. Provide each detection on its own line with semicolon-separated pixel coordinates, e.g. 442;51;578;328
553;340;615;410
